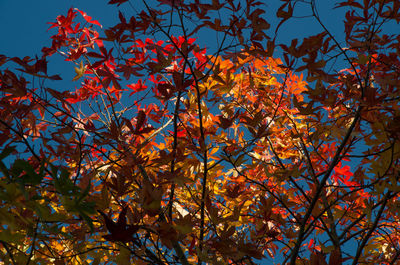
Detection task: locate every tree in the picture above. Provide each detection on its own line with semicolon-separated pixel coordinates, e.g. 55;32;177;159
0;0;400;264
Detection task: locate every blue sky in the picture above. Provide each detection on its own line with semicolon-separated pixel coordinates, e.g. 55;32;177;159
0;0;118;57
0;0;348;95
0;0;345;58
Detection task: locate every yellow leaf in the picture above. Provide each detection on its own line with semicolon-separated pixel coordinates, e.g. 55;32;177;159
357;53;369;65
115;245;131;265
72;61;86;81
320;243;334;253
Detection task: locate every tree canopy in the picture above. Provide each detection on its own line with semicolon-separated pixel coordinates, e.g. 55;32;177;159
1;0;400;264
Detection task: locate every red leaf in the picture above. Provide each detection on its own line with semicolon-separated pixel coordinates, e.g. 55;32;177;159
188;236;196;255
0;55;7;66
75;9;102;28
308;239;314;251
335;0;363;9
108;0;129;6
48;74;62;80
98;207;139;243
135;110;146;134
86;52;104;59
127;79;148;95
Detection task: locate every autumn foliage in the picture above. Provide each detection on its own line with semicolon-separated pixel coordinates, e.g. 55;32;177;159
1;0;400;264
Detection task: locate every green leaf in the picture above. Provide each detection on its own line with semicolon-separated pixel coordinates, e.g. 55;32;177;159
34;201;53;220
54;168;78;195
115;245;131;265
0;160;10;179
11;159;43;186
357;53;370;65
0;146;15;160
75;180;91;204
80;212;95;233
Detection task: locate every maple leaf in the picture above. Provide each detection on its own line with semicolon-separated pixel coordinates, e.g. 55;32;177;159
108;0;129;6
75;8;102;28
127;79;147;95
98;207;139;243
72;61;87;81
